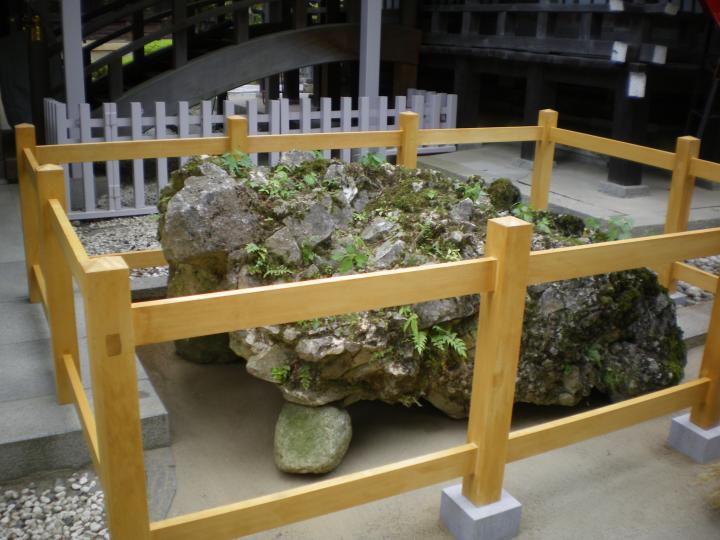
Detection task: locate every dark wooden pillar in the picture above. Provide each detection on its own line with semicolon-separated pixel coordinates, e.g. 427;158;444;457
522;64;555;159
608;71;648;186
267;75;280;100
453;57;480;128
282;0;305;101
172;0;188;68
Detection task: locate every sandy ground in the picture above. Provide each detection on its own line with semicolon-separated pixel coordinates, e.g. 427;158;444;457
136;343;720;540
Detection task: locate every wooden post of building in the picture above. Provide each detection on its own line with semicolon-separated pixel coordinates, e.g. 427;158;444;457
172;0;188;68
530;109;558;210
83;257;150;539
658;136;701;289
227;115;249;154
36;165;81;405
463;216;533;505
15;124;41;303
690;279;720;429
397;112;419;168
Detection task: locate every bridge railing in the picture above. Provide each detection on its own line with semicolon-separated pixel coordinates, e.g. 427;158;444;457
44;92;457;220
14;109;720;539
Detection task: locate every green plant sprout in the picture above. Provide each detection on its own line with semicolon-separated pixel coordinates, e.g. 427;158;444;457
359;152;386;168
271;364;291;384
332;238;370;272
399;307;428;355
245;243;292;278
220;150;253;177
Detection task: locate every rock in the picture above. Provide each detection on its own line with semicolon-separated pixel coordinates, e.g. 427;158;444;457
280;150;318;168
296;336;346;362
370;239;406;269
274;403;352;474
159;154;686;427
265;227;301;264
360;218;395;242
245;345;293;382
450;198;474;222
286;201;336;247
161;162;262;263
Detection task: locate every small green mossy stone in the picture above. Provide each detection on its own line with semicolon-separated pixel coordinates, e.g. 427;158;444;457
274;403;352;474
487;178;521;211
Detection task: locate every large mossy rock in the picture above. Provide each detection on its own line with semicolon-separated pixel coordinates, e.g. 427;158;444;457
274;403;352;474
158;152;685;419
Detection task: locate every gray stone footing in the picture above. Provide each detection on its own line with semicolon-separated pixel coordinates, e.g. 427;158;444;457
697;179;720;191
598;181;650;198
440;484;521;540
670;292;689;306
666;413;720;464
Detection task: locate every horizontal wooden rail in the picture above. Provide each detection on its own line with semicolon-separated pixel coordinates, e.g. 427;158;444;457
672;261;718;292
63;354;101;472
551;128;675;170
49;200;92;291
507;378;710;462
35;137;229;165
149;443;476;540
132;257;497;345
527;227;720;285
416;126;541;146
92;248;168;269
32;264;48;319
245;130;402;153
23;147;40;178
689;157;720;184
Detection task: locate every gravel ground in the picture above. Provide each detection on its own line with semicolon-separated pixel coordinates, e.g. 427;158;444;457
678;255;720;303
0;471;106;539
72;215;167;279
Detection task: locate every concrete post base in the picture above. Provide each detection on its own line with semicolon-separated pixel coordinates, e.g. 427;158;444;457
440;484;521;540
667;413;720;464
597;181;650;198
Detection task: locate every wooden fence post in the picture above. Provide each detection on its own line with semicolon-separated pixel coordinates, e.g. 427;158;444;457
690;278;720;429
227;114;249;154
36;164;80;405
530;109;558;210
463;216;533;505
659;135;701;290
83;257;150;539
397;111;419;168
15;124;41;303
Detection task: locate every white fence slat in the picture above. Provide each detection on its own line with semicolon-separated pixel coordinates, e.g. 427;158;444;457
358;96;369;158
269;99;280;165
79;104;96;211
300;97;311;134
378;96;388;158
130;103;146;208
445;94;458;128
178;101;190;166
247;99;259;165
201;100;212;137
103;103;122;211
394;95;406;127
156;102;169;189
429;93;442;129
280;98;290;134
340;97;352;162
410;94;425;129
320;97;332;159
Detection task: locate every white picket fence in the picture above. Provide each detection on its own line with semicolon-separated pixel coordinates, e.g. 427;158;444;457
44;92;457;220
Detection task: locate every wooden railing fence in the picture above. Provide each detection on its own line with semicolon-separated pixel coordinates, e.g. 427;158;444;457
14;109;720;539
